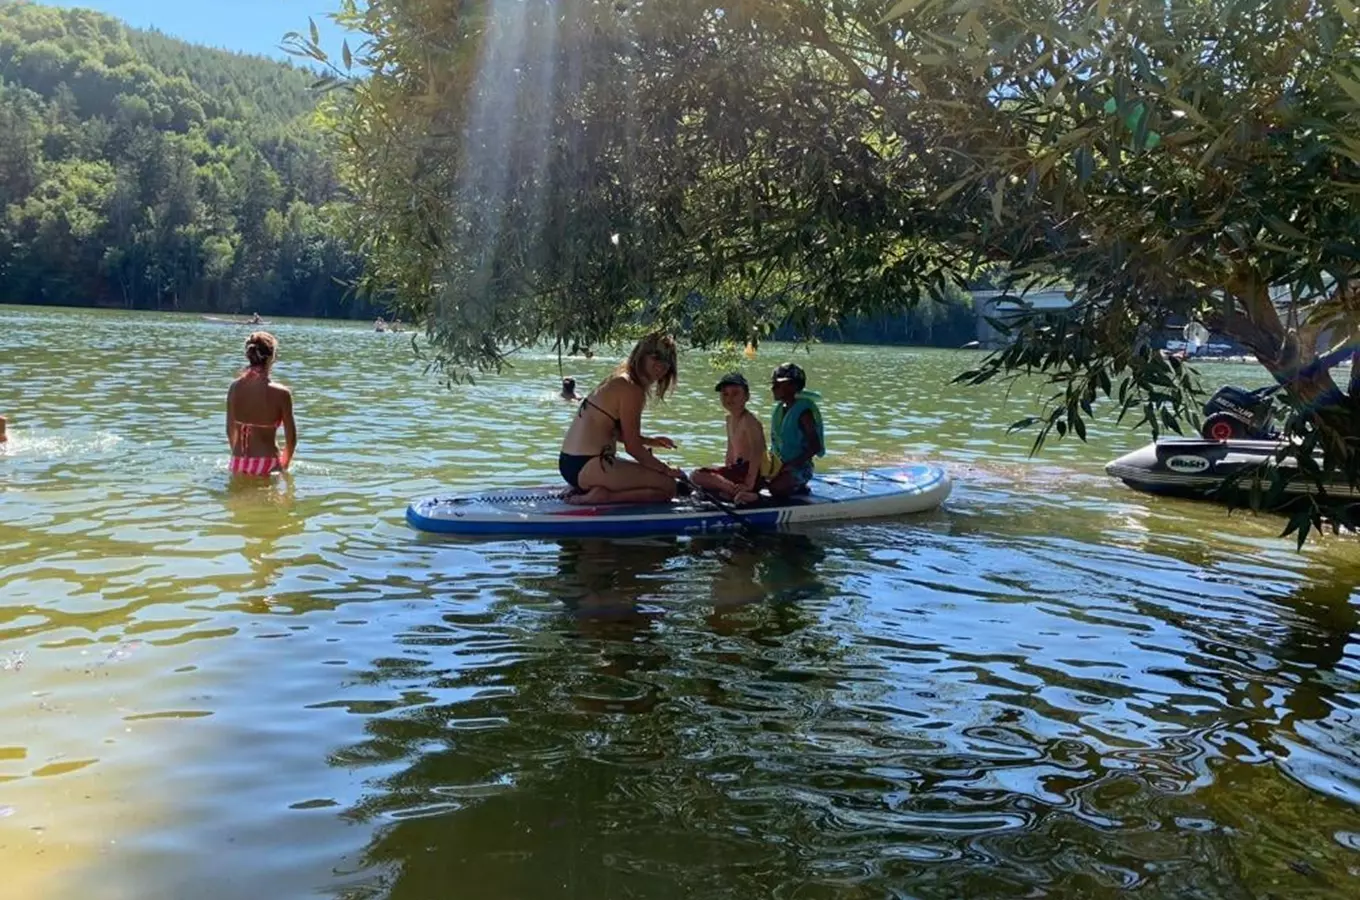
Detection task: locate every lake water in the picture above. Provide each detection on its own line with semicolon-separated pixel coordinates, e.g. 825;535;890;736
2;305;1358;899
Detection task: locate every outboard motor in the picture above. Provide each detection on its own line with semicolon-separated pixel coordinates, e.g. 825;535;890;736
1200;385;1278;441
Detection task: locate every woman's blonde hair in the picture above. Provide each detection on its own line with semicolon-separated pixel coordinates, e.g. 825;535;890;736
616;331;678;402
244;331;278;369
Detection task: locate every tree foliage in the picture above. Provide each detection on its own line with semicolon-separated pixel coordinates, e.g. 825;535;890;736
0;2;365;317
295;0;986;367
305;0;1360;539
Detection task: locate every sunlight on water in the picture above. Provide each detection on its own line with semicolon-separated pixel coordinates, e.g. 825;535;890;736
1;305;1358;899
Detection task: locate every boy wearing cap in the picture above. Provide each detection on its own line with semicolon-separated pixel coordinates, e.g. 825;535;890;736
691;372;767;505
767;362;825;497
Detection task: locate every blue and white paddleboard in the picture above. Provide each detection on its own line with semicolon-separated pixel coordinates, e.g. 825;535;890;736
406;464;952;537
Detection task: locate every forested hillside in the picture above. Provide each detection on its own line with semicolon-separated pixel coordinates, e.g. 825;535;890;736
0;1;366;317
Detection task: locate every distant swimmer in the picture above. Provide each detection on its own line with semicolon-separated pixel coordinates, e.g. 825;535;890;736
249;312;262;325
560;377;580;401
226;332;297;476
0;414;7;443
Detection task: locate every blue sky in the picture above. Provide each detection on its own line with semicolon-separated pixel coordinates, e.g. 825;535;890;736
48;1;349;61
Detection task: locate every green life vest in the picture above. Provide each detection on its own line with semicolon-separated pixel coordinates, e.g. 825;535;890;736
770;391;825;468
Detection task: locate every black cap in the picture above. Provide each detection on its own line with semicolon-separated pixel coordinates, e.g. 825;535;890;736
714;372;749;392
771;362;806;388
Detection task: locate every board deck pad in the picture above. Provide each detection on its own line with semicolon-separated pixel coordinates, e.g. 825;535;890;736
407;464;951;537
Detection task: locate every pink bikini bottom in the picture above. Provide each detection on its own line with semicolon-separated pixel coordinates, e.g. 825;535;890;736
229;456;280;477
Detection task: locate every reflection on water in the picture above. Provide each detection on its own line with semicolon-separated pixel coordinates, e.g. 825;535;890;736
1;306;1358;899
324;528;1360;899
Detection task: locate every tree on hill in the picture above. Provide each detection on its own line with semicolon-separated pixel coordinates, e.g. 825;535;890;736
0;1;366;317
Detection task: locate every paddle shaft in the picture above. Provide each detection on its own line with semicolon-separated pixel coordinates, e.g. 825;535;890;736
679;472;758;533
818;469;916;492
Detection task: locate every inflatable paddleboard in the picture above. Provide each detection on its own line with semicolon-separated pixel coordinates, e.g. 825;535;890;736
407;464;951;537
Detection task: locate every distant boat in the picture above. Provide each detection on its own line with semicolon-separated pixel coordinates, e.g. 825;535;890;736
203;315;267;326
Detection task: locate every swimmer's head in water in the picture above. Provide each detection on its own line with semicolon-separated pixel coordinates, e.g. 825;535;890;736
621;332;677;401
561;377;577;397
244;331;278;370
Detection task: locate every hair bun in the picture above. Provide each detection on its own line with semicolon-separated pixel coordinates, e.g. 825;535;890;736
244;331;277;367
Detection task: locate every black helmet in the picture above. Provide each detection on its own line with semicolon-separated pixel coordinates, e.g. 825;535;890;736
771;362;806;391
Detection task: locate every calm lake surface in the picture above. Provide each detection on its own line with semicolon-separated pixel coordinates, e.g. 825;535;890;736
2;305;1358;899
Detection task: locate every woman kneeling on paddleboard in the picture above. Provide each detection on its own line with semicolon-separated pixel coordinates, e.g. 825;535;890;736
559;332;682;505
226;331;297;476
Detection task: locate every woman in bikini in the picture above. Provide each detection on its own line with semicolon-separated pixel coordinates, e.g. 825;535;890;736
559;332;682;505
226;331;297;476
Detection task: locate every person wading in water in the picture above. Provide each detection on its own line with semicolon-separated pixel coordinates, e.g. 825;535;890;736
226;331;297;476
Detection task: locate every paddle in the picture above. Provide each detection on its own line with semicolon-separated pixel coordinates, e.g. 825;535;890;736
678;471;759;534
818;467;934;493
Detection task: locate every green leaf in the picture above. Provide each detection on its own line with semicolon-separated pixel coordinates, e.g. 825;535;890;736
1197;128;1234;170
1319;14;1340;51
342;39;352;71
1333;72;1360;106
1075;145;1094;183
1045;73;1072;106
880;0;929;23
309;17;320;47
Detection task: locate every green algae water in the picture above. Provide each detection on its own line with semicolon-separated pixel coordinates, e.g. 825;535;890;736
1;305;1358;899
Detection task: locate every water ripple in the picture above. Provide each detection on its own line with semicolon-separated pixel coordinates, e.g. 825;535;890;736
1;307;1358;899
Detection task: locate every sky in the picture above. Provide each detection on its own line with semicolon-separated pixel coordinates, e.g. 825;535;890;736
48;0;350;61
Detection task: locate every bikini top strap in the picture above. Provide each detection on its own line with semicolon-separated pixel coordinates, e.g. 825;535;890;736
579;396;622;430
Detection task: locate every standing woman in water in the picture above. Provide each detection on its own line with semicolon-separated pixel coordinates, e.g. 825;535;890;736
559;332;682;505
226;332;297;476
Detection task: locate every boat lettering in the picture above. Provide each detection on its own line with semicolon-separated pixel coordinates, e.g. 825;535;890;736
1166;455;1211;473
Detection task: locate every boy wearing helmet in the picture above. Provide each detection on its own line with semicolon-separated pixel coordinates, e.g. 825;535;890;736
766;362;825;498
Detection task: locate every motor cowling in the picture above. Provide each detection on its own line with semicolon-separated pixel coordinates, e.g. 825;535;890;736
1201;386;1276;440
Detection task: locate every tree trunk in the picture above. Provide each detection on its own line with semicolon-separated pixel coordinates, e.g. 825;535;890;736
1215;270;1359;440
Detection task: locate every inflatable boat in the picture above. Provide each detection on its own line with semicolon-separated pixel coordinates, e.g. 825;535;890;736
1105;439;1360;506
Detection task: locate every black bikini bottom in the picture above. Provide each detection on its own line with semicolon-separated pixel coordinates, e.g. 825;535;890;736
559;451;612;489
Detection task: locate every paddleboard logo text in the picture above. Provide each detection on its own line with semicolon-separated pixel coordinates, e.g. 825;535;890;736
1166;455;1211;473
